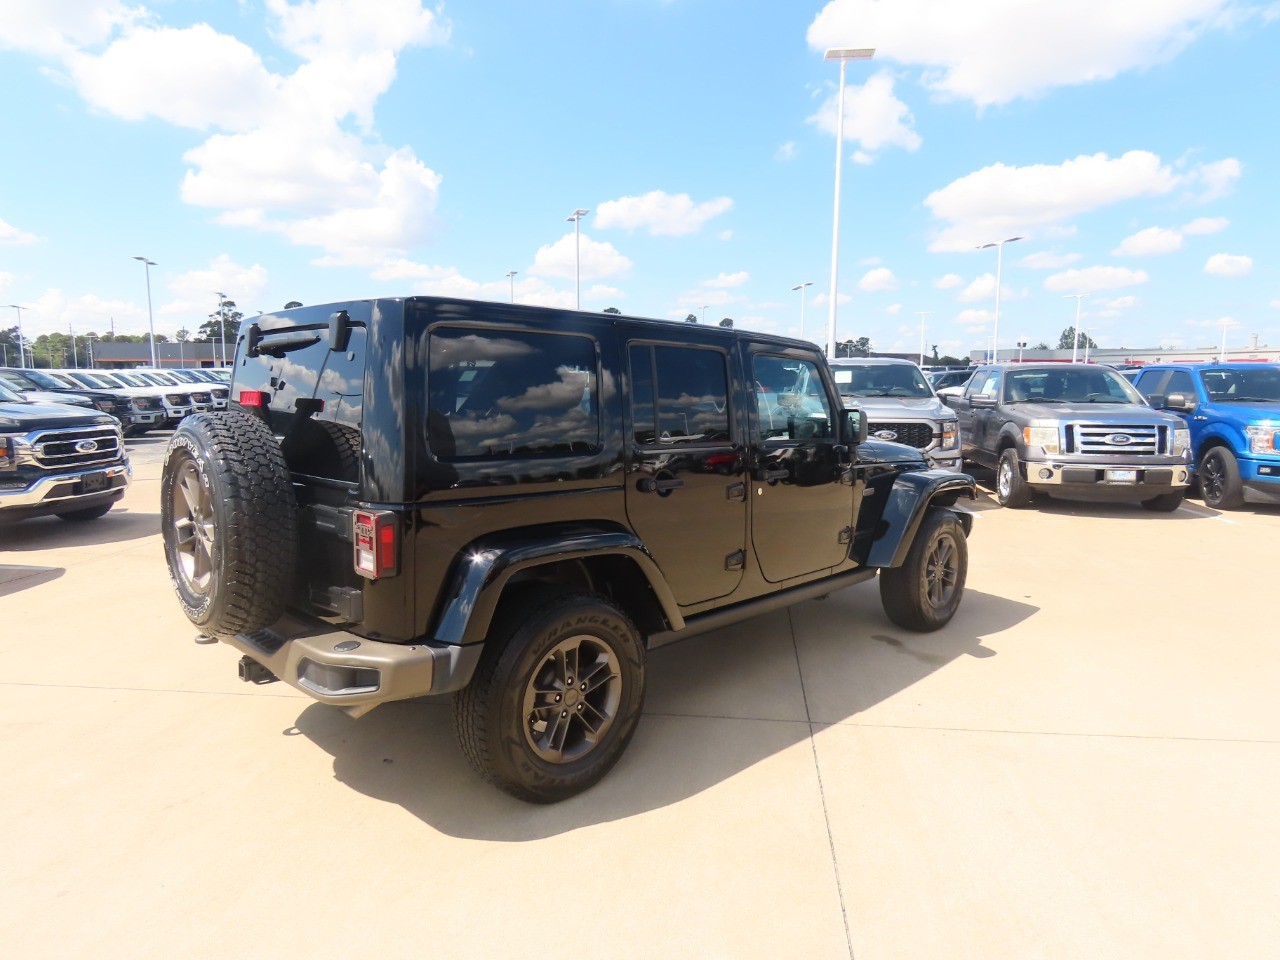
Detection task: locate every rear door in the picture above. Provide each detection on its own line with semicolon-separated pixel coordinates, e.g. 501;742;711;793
747;347;852;582
623;339;747;606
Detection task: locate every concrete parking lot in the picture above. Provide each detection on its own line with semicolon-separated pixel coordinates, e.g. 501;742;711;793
3;436;1279;959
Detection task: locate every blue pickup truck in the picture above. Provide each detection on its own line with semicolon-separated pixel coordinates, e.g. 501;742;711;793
1132;363;1280;509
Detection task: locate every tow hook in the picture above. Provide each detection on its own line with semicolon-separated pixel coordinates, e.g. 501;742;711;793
238;656;279;685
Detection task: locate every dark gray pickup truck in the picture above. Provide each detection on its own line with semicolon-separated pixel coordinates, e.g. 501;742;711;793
944;363;1192;510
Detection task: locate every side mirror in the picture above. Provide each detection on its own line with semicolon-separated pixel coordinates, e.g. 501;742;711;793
1165;392;1195;413
842;407;869;445
969;394;997;409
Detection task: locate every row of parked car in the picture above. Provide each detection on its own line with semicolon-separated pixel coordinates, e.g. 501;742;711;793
0;365;229;525
827;356;1280;512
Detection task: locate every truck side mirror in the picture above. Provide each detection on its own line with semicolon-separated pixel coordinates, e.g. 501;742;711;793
969;394;997;409
842;408;869;445
1164;392;1195;413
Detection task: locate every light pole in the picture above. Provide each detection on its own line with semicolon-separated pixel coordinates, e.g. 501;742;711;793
790;282;813;340
69;320;77;369
915;311;932;366
506;271;518;304
132;256;158;367
701;305;709;324
1217;318;1238;362
6;304;27;368
565;208;589;310
977;236;1022;363
824;46;875;359
214;291;228;367
1062;293;1089;363
1017;337;1028;363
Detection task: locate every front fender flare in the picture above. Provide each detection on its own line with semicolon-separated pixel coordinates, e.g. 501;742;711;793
862;470;976;569
432;528;684;647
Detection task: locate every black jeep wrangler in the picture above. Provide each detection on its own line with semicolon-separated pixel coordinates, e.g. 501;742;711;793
161;298;975;802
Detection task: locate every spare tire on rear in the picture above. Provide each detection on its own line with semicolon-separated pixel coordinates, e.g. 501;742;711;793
161;410;298;636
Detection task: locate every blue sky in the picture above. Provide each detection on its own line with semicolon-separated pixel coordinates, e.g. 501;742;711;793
1;0;1278;359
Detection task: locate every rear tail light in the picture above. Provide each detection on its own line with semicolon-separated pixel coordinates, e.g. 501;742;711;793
239;389;267;408
353;509;399;579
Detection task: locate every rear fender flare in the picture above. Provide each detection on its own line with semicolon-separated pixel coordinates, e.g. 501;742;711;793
432;528;684;647
863;470;976;569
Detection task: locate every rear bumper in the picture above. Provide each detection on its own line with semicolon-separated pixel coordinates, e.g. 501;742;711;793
0;462;130;521
226;613;483;715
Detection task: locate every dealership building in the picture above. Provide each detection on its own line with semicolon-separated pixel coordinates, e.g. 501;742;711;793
969;333;1279;366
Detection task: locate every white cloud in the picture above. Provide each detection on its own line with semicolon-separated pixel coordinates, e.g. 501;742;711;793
1097;295;1139;317
1044;266;1150;292
163;255;270;319
858;267;898;292
810;292;852;308
1019;251;1081;269
858;256;883;267
595;190;733;236
718;229;734;241
1270;300;1280;310
529;233;632;282
807;69;921;160
775;141;798;162
0;271;13;298
933;273;964;289
1113;226;1183;256
1192;158;1242;201
885;303;902;315
807;0;1234;107
925;151;1182;252
1183;216;1229;235
703;271;749;289
8;2;451;266
1204;253;1252;277
955;308;994;330
0;216;39;245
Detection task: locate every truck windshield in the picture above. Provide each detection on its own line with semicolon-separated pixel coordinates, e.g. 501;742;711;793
1199;367;1280;402
0;380;23;402
832;364;933;398
0;370;40;391
1004;368;1145;404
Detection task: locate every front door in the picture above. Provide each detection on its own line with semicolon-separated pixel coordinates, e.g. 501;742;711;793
748;350;853;582
623;342;748;606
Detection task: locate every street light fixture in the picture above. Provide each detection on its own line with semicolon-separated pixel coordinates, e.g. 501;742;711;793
915;311;932;367
976;236;1022;362
132;256;158;367
790;282;814;341
824;46;875;359
565;209;590;310
6;304;27;368
701;305;709;324
506;271;518;304
214;291;228;367
1062;293;1089;363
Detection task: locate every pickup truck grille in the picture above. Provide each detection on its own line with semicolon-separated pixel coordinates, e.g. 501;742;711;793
1066;423;1165;455
868;421;934;449
32;425;122;468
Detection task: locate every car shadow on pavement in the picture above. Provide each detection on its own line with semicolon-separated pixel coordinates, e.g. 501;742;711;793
292;586;1035;840
0;509;160;552
0;564;64;598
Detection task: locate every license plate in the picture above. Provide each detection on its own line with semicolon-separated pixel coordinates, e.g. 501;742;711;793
81;472;109;493
1105;469;1137;483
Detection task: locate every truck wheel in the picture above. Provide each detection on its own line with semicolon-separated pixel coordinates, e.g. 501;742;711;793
160;411;298;635
879;509;968;632
1141;491;1184;512
995;448;1033;508
56;503;114;522
1198;447;1245;510
453;592;646;803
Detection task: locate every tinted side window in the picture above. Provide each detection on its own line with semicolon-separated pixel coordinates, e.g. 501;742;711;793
630;345;731;446
966;371;989;396
1134;370;1169;398
428;327;599;459
978;371;1001;398
628;345;657;445
1164;370;1195;398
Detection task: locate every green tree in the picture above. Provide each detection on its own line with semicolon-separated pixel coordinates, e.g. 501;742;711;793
836;336;872;358
1056;327;1097;350
718;317;733;328
284;301;303;309
200;297;244;345
602;307;621;314
684;313;698;323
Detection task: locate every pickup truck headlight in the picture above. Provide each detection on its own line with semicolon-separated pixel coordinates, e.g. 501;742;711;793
1172;427;1192;457
1023;425;1060;455
165;394;185;405
940;420;958;449
1245;425;1280;455
0;435;17;472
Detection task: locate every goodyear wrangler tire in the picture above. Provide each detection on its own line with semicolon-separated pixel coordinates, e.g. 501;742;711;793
161;411;298;635
452;592;646;803
879;509;967;632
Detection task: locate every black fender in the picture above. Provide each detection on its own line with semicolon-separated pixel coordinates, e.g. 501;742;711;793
431;526;684;647
861;470;976;569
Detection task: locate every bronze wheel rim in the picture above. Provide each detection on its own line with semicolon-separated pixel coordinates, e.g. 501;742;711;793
171;459;216;596
921;532;959;609
522;635;622;763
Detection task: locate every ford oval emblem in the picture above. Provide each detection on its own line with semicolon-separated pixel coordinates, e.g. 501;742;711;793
75;439;99;453
1105;433;1133;445
873;429;898;441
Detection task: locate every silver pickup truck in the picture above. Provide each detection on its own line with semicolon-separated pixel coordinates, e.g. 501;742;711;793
943;363;1192;510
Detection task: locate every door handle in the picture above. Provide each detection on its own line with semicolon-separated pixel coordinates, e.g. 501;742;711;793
638;476;685;494
756;467;789;482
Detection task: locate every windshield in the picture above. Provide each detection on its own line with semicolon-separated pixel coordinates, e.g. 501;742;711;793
0;379;24;402
0;370;40;391
1004;367;1145;404
1199;366;1280;402
832;363;933;398
167;370;201;383
67;372;115;389
108;372;147;387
